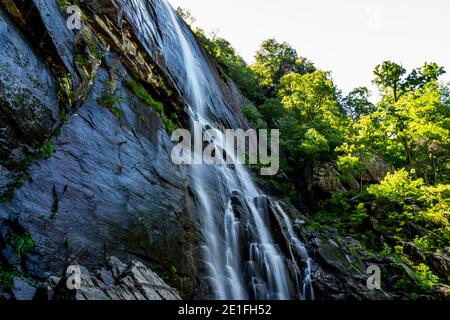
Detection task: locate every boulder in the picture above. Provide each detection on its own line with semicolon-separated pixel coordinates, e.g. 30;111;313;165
364;155;394;183
312;163;346;194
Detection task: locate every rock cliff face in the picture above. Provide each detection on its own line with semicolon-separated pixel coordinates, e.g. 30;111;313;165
0;0;406;300
0;0;210;299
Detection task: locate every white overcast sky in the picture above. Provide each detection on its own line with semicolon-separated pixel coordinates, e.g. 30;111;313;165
168;0;450;100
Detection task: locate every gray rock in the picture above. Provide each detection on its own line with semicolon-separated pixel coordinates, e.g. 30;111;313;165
98;268;115;287
365;155;394;182
54;257;181;300
312;163;347;194
307;232;395;300
108;256;127;279
12;278;36;300
1;245;20;267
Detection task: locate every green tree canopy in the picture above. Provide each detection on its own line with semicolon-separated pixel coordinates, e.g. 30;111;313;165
252;39;315;95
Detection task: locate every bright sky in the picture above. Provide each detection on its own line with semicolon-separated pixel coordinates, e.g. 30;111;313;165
168;0;450;101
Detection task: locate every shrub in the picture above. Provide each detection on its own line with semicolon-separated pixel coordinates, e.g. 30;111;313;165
39;140;55;158
367;169;424;205
413;263;439;290
75;53;90;67
300;128;329;156
58;74;75;103
394;245;404;255
0;267;20;290
350;203;369;226
13;232;35;257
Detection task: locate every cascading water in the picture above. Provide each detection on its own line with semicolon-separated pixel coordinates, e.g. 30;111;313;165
275;202;315;300
120;0;314;300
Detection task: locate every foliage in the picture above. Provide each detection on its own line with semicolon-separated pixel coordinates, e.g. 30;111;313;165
13;232;35;257
367;170;449;238
194;30;263;104
39;140;55;158
58;74;75;104
0;265;20;291
336;143;366;183
98;95;122;118
127;80;164;114
252;38;315;94
350;203;369;226
355;83;449;182
75;53;90;67
243;105;267;129
170;265;178;275
162;115;177;134
367;169;424;204
127;79;178;133
176;7;196;26
343;87;376;119
275;70;348;169
413;263;440;290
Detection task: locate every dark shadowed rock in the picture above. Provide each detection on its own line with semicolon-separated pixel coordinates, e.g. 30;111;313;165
306;232;395;300
0;7;59;146
430;249;450;281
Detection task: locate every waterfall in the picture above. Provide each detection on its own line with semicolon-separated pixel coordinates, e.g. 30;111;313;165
121;0;314;300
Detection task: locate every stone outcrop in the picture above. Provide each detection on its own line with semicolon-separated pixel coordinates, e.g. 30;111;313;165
364;155;394;183
312;163;346;194
12;277;37;301
50;256;181;300
311;155;394;196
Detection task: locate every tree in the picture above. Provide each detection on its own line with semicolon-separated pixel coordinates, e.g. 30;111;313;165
278;71;346;131
373;61;407;102
275;71;348;169
373;61;445;102
343;87;376;119
194;30;263;104
355;82;449;182
252;39;315;95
